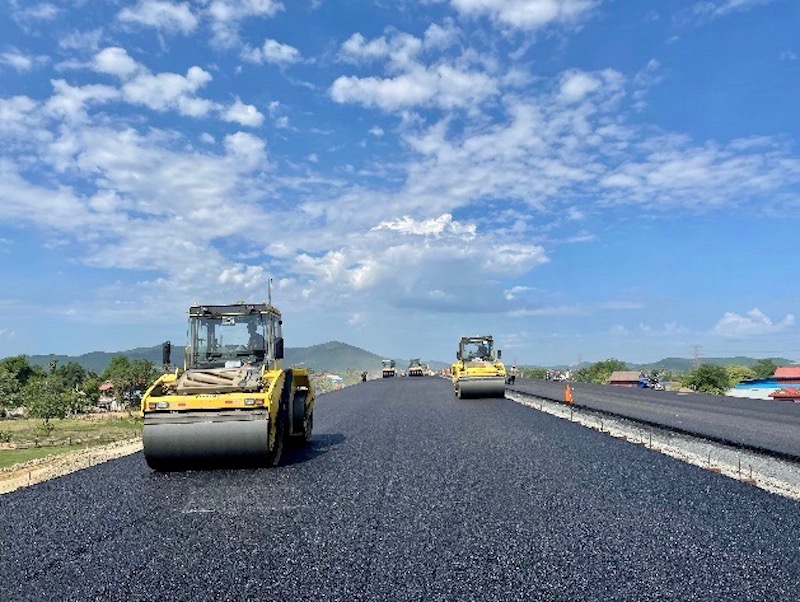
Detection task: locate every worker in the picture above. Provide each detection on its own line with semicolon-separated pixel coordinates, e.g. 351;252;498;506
477;342;489;360
361;371;368;382
247;321;265;350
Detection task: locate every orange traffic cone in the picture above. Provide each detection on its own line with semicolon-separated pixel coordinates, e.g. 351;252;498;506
564;384;573;404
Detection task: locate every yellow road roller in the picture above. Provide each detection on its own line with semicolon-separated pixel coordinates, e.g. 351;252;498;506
382;359;397;378
407;358;425;377
140;302;314;471
451;335;507;398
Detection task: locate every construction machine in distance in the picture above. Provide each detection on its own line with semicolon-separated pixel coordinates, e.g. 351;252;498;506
382;359;397;378
140;302;314;471
407;358;425;377
451;335;507;399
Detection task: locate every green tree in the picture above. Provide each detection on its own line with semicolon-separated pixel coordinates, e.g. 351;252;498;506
103;356;158;411
54;361;87;391
22;376;70;425
752;358;778;380
573;359;628;384
0;355;42;387
523;367;547;379
0;366;22;415
725;365;756;388
80;371;103;407
685;364;730;395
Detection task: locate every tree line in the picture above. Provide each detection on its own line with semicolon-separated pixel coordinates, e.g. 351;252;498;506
0;355;159;424
520;358;779;395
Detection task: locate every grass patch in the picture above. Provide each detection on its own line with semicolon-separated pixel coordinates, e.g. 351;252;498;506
0;414;141;469
0;446;86;470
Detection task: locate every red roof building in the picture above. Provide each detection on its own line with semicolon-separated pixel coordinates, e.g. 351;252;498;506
609;371;644;387
774;366;800;382
769;387;800;402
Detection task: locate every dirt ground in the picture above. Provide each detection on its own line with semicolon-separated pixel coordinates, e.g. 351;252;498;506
0;438;142;495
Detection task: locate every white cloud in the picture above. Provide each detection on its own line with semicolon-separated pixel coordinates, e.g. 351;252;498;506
504;285;532;301
243;39;302;64
609;324;629;336
59;29;104;53
559;70;602;103
691;0;773;21
118;1;198;34
10;2;60;23
206;0;284;47
218;264;267;289
347;312;368;326
331;64;497;111
371;214;476;238
224;98;265;126
122;66;215;116
0;49;48;72
447;0;599;30
93;47;140;78
712;308;795;337
223;132;268;169
369;126;384;137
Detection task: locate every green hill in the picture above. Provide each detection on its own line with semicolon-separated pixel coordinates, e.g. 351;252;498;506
633;356;796;372
26;341;390;375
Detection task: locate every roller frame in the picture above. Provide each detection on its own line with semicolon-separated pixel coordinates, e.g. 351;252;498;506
455;376;506;399
142;409;273;470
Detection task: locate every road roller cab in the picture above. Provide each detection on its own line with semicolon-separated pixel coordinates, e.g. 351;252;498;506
140;303;314;471
451;336;507;399
382;359;397;378
408;358;424;377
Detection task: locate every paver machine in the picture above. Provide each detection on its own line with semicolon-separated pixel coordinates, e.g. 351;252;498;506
407;358;425;377
451;335;507;398
140;302;314;471
382;359;397;378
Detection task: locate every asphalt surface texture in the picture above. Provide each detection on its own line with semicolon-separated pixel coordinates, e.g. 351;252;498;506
2;377;799;601
509;378;800;460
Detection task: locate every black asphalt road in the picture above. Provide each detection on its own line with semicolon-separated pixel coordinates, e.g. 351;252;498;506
509;378;800;459
2;377;799;601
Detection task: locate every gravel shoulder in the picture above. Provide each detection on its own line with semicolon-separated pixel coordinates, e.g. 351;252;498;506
0;438;142;495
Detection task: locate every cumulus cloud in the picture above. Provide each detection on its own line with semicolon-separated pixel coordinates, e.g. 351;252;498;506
89;47;219;117
712;308;795;337
206;0;284;47
559;70;602;103
242;39;302;64
371;214;476;238
332;28;498;111
447;0;599;30
223;131;267;169
0;49;48;72
118;1;198;34
331;65;497;111
690;0;773;22
93;47;140;78
10;2;60;24
223;98;265;126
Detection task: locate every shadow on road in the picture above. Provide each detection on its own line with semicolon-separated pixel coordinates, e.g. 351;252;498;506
282;433;347;466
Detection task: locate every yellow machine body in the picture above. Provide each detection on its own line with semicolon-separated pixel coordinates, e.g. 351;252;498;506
140;303;314;471
451;335;507;399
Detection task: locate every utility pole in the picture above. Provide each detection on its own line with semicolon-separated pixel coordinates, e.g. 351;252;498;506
692;345;702;369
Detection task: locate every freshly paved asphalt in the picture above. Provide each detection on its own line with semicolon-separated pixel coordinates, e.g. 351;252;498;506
2;377;799;601
509;378;800;459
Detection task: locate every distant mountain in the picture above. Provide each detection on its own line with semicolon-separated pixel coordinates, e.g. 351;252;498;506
521;356;798;373
633;357;797;372
26;341;392;375
286;341;385;374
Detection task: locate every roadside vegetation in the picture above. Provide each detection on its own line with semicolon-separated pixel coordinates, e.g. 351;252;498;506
0;354;157;469
521;357;781;396
0;416;141;469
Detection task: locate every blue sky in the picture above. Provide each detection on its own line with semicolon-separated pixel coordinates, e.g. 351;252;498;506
1;0;799;366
